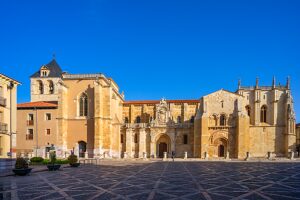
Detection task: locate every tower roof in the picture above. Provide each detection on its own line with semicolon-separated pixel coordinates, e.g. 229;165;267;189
30;59;63;78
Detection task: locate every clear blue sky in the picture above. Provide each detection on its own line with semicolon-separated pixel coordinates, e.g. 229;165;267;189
0;0;299;122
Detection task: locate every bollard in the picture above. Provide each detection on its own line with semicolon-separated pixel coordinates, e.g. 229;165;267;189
143;152;147;159
184;152;188;159
290;151;295;160
225;151;229;160
245;152;250;161
123;152;127;159
267;151;272;160
163;152;167;161
85;152;88;159
204;152;208;160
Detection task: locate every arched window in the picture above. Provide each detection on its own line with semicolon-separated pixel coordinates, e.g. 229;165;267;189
135;116;141;123
48;80;54;94
220;114;226;126
190;116;195;123
177;116;181;123
261;105;267;123
120;134;124;143
124;117;129;123
134;133;138;143
183;134;188;144
37;81;43;94
79;93;88;116
245;105;251;117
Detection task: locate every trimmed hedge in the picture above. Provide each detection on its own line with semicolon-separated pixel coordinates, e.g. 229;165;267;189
42;159;69;165
30;157;44;163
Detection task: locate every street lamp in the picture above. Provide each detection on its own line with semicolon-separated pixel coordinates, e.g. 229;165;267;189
7;81;14;159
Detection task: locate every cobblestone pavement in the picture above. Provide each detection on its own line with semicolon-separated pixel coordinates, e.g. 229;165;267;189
1;161;300;200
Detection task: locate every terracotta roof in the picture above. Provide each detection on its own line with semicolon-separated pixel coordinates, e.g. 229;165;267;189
124;99;199;105
18;101;58;109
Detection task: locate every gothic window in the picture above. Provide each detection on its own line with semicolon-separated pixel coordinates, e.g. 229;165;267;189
124;117;129;123
48;80;54;94
260;105;267;123
220;114;226;126
135;116;141;123
177;116;181;123
190;116;195;123
183;134;188;144
245;105;251;117
37;80;43;94
79;93;88;117
120;134;124;143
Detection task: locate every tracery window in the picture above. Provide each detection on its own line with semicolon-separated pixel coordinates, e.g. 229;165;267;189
220;114;226;126
79;93;88;117
135;116;141;123
177;116;181;123
260;105;267;123
245;105;251;117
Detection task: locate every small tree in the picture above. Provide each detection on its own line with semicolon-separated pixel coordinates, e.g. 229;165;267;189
68;154;78;165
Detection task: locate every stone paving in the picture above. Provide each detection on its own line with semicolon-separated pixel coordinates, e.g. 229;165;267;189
1;161;300;200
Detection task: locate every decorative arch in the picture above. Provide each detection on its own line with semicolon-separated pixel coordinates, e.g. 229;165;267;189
79;93;88;117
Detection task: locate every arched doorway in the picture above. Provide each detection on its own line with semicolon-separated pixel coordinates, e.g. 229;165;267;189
78;141;86;158
213;138;227;158
218;145;225;157
156;134;171;158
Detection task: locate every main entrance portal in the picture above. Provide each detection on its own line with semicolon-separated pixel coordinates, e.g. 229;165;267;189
156;134;171;158
158;143;167;158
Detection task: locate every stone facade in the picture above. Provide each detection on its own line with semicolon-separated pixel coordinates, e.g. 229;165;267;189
0;73;19;158
16;60;297;159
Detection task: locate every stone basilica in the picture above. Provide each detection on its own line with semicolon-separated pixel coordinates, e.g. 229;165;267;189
16;60;297;159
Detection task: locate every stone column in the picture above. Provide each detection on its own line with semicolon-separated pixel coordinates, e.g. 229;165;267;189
150;133;156;158
139;128;146;158
126;128;133;158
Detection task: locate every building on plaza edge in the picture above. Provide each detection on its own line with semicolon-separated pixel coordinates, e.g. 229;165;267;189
0;73;20;158
16;60;297;159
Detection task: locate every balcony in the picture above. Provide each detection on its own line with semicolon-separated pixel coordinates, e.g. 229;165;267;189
27;120;34;126
0;96;6;107
0;122;8;133
26;134;33;140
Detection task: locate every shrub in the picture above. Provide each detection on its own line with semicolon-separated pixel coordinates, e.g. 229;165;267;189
15;157;29;169
42;159;50;165
30;157;44;163
55;159;69;164
68;154;78;165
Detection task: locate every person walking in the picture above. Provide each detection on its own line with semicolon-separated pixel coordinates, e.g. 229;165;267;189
171;151;175;162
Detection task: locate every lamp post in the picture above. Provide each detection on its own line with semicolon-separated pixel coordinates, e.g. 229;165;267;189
7;81;14;159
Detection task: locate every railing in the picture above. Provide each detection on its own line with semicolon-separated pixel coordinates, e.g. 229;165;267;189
0;122;7;133
27;120;34;126
63;73;104;79
26;134;33;140
0;96;6;107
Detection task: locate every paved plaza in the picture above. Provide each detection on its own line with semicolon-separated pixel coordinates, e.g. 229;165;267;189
1;161;300;200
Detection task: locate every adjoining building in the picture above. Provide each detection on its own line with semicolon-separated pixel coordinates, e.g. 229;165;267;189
16;60;297;159
0;73;20;158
